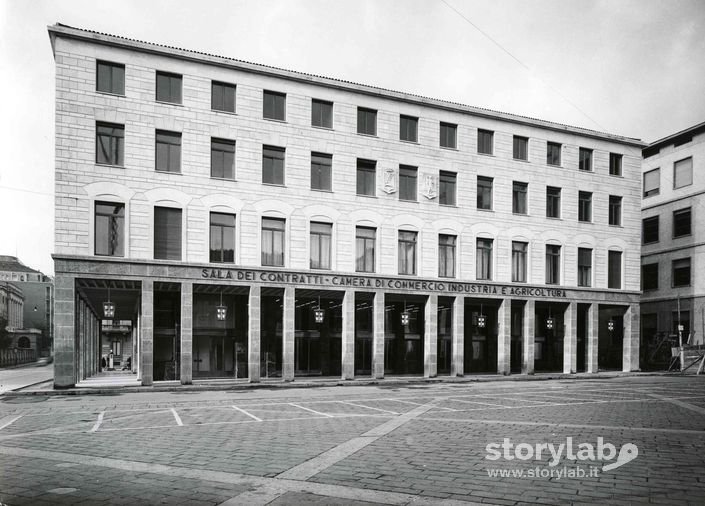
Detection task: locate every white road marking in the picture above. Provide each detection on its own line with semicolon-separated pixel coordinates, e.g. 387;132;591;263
447;398;511;408
0;415;22;431
288;403;333;417
171;408;183;426
340;401;399;415
232;405;262;422
90;411;104;433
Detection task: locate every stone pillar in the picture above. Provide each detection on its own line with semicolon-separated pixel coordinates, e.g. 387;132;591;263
341;289;355;380
451;296;464;376
563;302;577;374
623;304;640;372
248;286;261;382
282;287;295;381
136;312;142;379
424;294;438;378
587;303;599;373
372;291;385;379
497;299;511;375
140;279;154;386
53;274;76;388
522;299;535;375
180;281;193;385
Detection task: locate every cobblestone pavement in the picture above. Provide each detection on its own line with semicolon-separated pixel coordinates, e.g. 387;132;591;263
1;376;704;505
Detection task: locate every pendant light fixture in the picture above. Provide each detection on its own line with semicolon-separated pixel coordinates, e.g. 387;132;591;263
314;295;325;324
103;282;115;318
216;289;227;321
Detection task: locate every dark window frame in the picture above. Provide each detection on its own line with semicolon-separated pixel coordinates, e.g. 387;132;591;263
209;212;236;263
609;195;622;226
96;60;125;95
672;257;691;287
311;152;332;191
578;147;593;172
642;263;658;291
261;217;286;267
608;250;622;289
547;142;561;166
545;244;561;285
476;238;493;280
311;99;333;128
578;191;592;222
477;176;493;210
439;171;457;206
95;201;125;257
263;90;286;121
398;230;418;275
210;138;236;180
355;226;376;273
399;165;418;201
211;81;236;113
513;181;528;215
511;241;528;283
155;130;181;173
642;216;659;244
262;145;285;185
438;234;456;278
673;157;693;189
96;122;124;166
609;153;622;176
513;136;528;161
310;221;332;270
155;71;182;104
673;207;692;238
477;129;494;155
357;107;377;136
356;159;376;196
578;247;592;287
399;115;418;143
440;122;457;149
643;168;660;198
546;186;561;218
154;206;182;261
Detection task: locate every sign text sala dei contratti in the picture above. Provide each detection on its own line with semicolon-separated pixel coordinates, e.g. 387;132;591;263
201;268;568;298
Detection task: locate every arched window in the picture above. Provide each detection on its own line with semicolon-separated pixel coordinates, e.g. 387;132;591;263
17;336;31;349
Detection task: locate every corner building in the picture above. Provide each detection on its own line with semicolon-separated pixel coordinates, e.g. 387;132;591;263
49;24;644;388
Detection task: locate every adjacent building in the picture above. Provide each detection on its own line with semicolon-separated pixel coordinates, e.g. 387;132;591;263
641;121;705;367
48;24;644;389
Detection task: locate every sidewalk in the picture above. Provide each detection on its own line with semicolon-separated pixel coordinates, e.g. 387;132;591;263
7;369;685;397
0;361;54;394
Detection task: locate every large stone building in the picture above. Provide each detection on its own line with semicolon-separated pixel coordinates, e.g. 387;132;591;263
0;255;54;355
641;121;705;366
49;24;644;389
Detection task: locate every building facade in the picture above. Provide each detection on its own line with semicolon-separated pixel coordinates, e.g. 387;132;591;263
0;255;54;356
49;24;643;388
641;122;705;367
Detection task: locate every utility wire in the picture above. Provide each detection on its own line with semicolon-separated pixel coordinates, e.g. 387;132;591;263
439;0;608;133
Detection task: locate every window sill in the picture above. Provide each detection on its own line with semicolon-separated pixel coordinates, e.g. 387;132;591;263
312;188;334;193
477;152;494;157
609;224;623;228
356;194;377;198
155;100;183;106
578;220;593;224
477;208;494;212
400;139;419;144
312;125;333;131
440;145;458;151
609;174;624;178
439;203;458;208
399;199;418;203
512;212;529;217
546;216;562;220
96;90;125;98
357;132;378;138
94;253;125;258
547;163;562;168
155;169;182;175
95;163;124;169
211;176;237;182
672;235;692;240
212;109;237;116
262;182;286;188
263;117;286;123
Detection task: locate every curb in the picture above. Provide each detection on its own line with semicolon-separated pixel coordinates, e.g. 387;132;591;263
2;371;687;397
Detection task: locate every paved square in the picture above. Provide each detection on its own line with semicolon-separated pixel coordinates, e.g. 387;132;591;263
1;376;704;505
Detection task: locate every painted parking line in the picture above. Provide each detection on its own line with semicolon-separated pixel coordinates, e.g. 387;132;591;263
647;393;705;416
90;411;104;433
339;401;399;415
171;408;183;426
288;403;333;418
446;398;510;408
232;405;263;422
0;415;22;431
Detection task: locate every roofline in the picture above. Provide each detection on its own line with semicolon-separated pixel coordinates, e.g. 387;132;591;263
645;120;705;150
48;23;645;148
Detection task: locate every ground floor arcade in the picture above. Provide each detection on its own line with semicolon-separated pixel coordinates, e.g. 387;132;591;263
52;259;641;388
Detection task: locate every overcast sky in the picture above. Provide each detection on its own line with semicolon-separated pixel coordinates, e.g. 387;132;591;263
1;0;703;276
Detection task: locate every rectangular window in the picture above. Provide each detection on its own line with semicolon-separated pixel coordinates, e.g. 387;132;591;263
513;182;528;215
356;227;376;273
609;153;622;176
96;60;125;95
578;191;592;222
477;129;493;155
311;152;332;191
95;202;124;257
211;138;235;179
642;263;658;291
608;251;622;289
546;186;561;218
398;231;417;275
356;159;376;196
477;176;493;210
263;90;286;120
439;171;457;206
512;241;527;283
609;196;622;226
476;238;493;280
578;248;592;287
399;165;417;201
674;157;693;189
311;99;333;128
513;136;528;161
672;258;691;287
579;147;593;171
310;222;332;270
440;122;457;148
155;130;181;173
400;115;418;142
156;71;182;104
545;245;561;285
643;216;659;244
547;142;561;166
96;122;124;166
643;168;660;197
211;81;236;113
357;107;377;135
673;208;692;238
261;218;285;266
262;145;285;185
209;212;235;263
154;207;182;260
438;234;456;278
